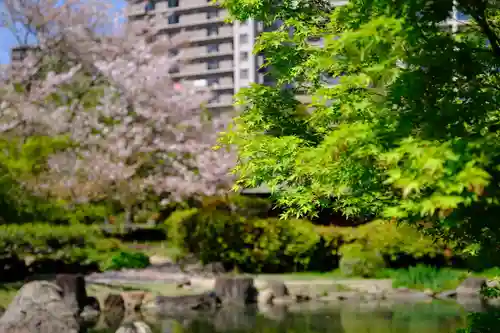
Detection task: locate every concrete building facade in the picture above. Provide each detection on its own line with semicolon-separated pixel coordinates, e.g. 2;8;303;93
126;0;263;112
125;0;470;113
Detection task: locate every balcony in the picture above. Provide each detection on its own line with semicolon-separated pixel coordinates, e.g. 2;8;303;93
185;50;233;61
171;67;234;80
190;34;233;45
157;16;226;32
205;101;233;110
127;1;225;19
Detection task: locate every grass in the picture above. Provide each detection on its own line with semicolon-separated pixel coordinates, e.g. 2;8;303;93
472;267;500;279
378;265;469;292
0;282;22;308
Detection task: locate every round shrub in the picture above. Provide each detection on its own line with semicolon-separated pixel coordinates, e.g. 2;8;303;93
339;243;386;277
165;208;320;273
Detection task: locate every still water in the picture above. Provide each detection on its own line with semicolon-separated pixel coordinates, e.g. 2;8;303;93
87;301;474;333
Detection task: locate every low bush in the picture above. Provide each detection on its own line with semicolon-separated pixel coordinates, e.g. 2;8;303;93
165;199;455;274
389;264;468;291
339;243;386;278
0;223;126;275
319;220;450;266
103;251;150;271
165;208;320;273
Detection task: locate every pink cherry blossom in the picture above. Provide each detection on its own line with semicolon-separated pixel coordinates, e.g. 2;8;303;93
0;0;236;212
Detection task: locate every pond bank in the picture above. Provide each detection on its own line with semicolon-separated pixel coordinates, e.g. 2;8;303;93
83;267;498;313
0;267;497;312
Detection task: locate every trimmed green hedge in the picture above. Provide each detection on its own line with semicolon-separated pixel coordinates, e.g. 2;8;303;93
0;223;126;272
165;197;454;274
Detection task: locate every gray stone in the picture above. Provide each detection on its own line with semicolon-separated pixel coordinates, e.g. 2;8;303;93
54;274;88;316
103;293;126;314
364;292;385;301
318;292;364;302
257;281;290;305
120;291;147;311
115;321;152;333
176;279;192;289
0;280;80;333
435;290;457;299
266;281;289;297
456;277;487;297
257;289;274;305
272;296;296;305
295;293;311;302
149;255;174;266
486;297;500;307
183;262;226;276
142;292;220;313
203;262;226;275
456;297;487;312
214;276;258;305
80;296;101;320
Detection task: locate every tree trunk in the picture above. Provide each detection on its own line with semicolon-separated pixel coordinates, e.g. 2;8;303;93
124;206;135;227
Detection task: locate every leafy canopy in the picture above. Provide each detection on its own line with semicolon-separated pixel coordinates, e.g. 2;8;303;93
219;0;500;252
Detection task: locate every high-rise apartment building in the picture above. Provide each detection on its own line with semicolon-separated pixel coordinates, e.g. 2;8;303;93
126;0;265;112
125;0;470;112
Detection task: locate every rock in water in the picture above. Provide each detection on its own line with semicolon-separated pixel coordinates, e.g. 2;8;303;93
214;277;258;305
80;296;101;320
142;292;220;313
266;281;289;297
0;280;80;333
456;277;487;298
102;293;126;317
116;321;152;333
55;274;88;315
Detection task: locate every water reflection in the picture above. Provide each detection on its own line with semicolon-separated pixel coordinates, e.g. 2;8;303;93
87;301;473;333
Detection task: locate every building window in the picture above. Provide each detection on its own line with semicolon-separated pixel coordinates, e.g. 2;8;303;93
207;26;218;36
207;44;219;53
240;69;249;79
168;49;179;57
168;0;179;8
207;10;219;19
168;13;179;24
207;60;219;70
240;33;248;44
207;78;220;86
209;94;220;104
169;66;180;74
144;0;156;12
240;52;248;61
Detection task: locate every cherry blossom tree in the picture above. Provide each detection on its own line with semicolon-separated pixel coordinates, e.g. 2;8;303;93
0;0;235;223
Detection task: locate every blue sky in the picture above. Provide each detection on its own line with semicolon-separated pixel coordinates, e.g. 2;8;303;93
0;0;126;64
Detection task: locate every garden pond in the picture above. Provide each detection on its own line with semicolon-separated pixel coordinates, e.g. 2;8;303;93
85;300;484;333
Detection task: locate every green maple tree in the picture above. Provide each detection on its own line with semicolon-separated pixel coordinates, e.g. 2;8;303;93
219;0;500;255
